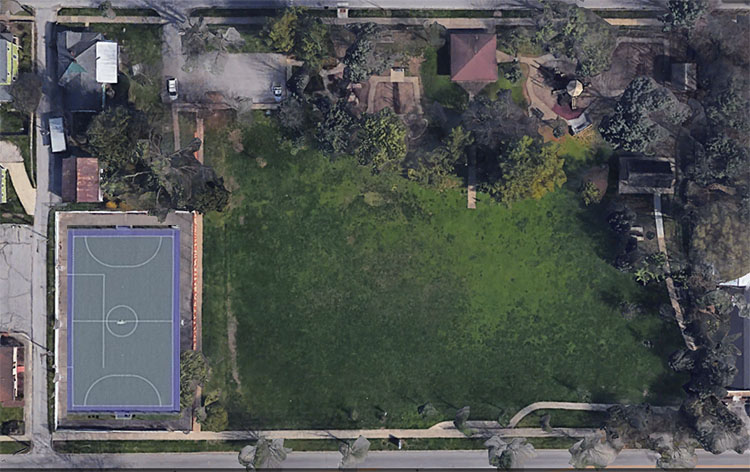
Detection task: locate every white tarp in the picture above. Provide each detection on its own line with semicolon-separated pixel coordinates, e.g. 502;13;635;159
95;41;118;84
721;272;750;288
49;117;66;153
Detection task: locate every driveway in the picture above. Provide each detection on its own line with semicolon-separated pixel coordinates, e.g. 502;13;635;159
176;52;287;105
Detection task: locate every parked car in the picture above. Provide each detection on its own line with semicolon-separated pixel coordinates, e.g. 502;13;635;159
167;77;178;101
272;84;283;102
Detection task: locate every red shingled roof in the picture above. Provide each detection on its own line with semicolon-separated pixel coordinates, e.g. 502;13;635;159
450;33;498;83
62;157;100;203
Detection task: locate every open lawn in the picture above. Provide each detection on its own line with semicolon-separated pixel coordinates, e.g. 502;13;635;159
202;115;685;430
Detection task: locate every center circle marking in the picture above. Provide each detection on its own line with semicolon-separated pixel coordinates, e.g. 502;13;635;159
105;305;138;338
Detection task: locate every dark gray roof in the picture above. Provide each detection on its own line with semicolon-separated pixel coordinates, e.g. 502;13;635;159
730;291;750;391
56;30;105;112
618;156;676;194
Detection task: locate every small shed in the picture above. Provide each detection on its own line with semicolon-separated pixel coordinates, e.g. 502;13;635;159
618;156;676;195
671;63;697;92
62;157;101;203
49;117;66;153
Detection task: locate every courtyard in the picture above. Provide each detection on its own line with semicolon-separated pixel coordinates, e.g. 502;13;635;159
201;115;687;430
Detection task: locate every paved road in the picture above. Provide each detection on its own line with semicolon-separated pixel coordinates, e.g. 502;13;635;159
21;0;675;13
2;448;750;469
29;5;61;457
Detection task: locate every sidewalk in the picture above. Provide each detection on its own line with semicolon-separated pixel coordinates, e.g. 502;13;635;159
52;425;597;442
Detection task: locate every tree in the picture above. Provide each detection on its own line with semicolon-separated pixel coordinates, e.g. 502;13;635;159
98;0;115;19
180;350;208;409
263;8;299;54
461;92;536;151
580;181;600;206
599;77;683;153
315;98;356;154
343;23;391;83
150;138;230;215
487;136;566;205
453;406;471;433
200;402;229;431
533;2;617;76
356;108;407;173
409;125;473;187
485;436;537;470
238;438;292;470
705;78;750;133
9;72;41;115
86;106;147;174
338;435;370;469
294;14;330;71
569;433;621;469
690;135;749;186
660;0;709;31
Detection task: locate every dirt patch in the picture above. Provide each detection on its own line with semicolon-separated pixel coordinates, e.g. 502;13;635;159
582;165;610;200
589;40;668;98
373;82;419;115
226;296;242;389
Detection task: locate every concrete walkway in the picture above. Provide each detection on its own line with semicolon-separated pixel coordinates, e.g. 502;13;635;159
0;142;36;215
52;425;597;442
507;401;616;428
653;193;697;351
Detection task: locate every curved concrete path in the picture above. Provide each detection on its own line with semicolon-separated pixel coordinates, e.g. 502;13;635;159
0;141;35;215
507;401;616;428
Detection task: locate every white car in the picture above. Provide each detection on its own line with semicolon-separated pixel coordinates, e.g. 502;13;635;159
272;84;283;102
167;77;178;101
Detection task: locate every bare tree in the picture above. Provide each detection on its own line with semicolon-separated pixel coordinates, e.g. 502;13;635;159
485;436;537;470
238;437;292;470
339;435;371;469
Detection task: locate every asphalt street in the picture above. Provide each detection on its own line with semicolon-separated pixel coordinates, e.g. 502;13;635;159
2;448;750;469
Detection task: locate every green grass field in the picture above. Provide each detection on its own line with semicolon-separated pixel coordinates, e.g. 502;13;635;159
420;47;469;111
201;116;685;430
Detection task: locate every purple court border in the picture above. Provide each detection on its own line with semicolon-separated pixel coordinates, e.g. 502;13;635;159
67;228;180;414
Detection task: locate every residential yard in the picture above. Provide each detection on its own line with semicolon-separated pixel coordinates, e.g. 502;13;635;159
480;71;526;107
201;114;686;430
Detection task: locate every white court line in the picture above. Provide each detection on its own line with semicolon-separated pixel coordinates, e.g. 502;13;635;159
84;236;165;269
82;374;163;407
73;320;172;323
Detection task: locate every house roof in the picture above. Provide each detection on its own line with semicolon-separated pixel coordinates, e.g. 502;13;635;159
450;33;498;83
0;344;23;407
618;155;675;195
57;31;116;111
0;33;18;87
552;103;585;120
62;157;100;203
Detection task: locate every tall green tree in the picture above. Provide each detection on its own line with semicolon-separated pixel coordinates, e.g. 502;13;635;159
9;72;41;115
408;126;473;187
263;7;299;53
315;99;356;155
86;106;147;174
599;76;684;153
660;0;709;31
533;2;617;76
356;108;407;174
488;136;566;205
